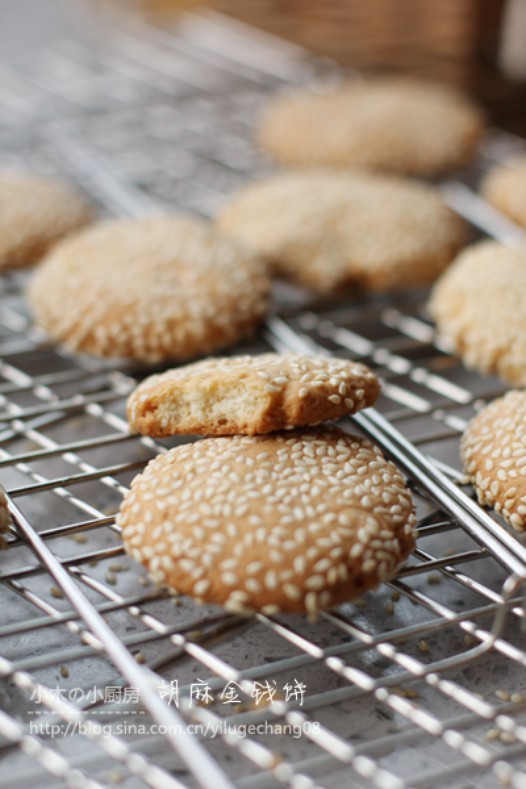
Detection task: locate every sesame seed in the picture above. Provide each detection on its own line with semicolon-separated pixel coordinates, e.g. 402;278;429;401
118;427;415;615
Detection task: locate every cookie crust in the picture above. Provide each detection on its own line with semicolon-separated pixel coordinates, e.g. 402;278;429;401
127;353;380;437
258;77;483;176
461;391;526;531
27;215;270;363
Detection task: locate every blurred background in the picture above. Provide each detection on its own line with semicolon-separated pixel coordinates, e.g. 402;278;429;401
1;0;526;134
143;0;526;132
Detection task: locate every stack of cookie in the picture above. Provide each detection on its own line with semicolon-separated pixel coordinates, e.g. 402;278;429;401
117;354;417;616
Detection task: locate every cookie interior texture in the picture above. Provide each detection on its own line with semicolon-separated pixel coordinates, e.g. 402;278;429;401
258;77;484;176
461;391;526;531
216;170;466;293
429;240;526;386
27;215;269;362
118;428;416;615
127;354;380;436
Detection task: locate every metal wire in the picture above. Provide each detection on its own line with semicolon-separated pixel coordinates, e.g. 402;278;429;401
1;10;526;788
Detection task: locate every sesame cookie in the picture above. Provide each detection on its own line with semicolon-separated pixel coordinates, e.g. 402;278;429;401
482;157;526;229
217;171;466;293
127;353;380;437
258;77;483;176
429;240;526;386
118;427;416;615
27;215;270;363
461;391;526;531
0;172;91;270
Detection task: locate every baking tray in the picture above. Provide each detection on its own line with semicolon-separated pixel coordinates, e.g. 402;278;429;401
1;9;526;788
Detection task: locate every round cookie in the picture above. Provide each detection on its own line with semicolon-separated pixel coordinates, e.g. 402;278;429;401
127;353;380;437
258;77;483;176
482;157;526;229
429;240;526;386
461;391;526;531
217;171;467;293
0;171;91;270
27;215;270;363
118;427;416;615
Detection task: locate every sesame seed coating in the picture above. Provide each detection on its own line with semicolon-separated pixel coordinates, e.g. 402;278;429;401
429;240;526;386
461;391;526;532
216;170;466;293
482;157;526;230
0;171;91;270
27;215;270;362
258;77;483;176
117;427;416;614
127;353;380;437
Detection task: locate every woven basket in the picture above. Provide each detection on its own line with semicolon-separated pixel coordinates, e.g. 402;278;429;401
143;0;504;87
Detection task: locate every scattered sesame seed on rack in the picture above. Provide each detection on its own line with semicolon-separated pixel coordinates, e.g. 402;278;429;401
495;690;511;701
60;665;69;678
50;586;64;599
486;728;501;741
392;687;420;699
500;732;518;745
108;562;127;573
427;572;442;585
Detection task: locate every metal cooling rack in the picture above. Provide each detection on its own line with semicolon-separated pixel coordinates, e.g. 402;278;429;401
2;8;526;788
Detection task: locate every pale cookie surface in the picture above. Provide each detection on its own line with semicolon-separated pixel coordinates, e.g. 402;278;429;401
118;427;416;615
461;391;526;531
217;171;466;293
28;215;270;362
258;77;483;176
0;172;91;270
429;240;526;386
482;157;526;229
127;353;380;436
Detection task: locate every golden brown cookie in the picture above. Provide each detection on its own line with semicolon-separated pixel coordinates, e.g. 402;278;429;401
482;157;526;229
118;427;416;615
216;171;467;293
461;391;526;531
127;353;380;437
27;215;270;363
258;77;484;176
0;171;91;270
429;240;526;386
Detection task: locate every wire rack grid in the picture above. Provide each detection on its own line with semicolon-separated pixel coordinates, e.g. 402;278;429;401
1;10;526;789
